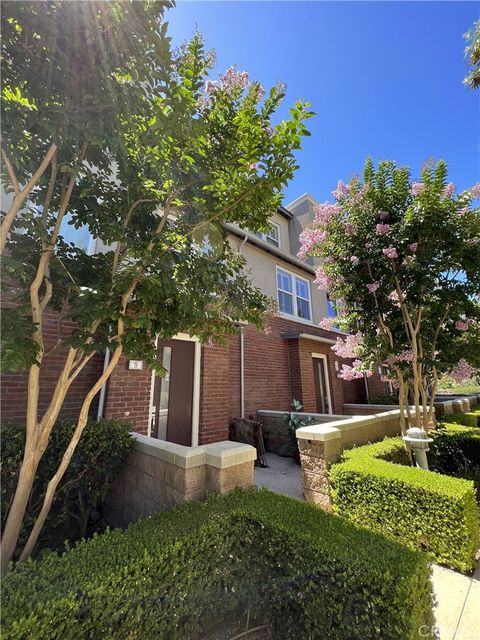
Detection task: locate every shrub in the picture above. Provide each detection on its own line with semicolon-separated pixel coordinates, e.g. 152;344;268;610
1;489;434;640
430;423;480;500
330;438;479;572
367;394;399;405
1;419;132;556
446;411;480;428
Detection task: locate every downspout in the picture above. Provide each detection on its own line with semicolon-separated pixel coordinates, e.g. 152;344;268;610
240;327;245;418
96;348;111;420
363;372;370;403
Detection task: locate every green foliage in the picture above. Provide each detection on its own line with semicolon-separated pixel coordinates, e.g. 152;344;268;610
1;5;313;373
430;422;480;501
367;394;399;405
1;419;132;556
330;438;479;572
445;411;480;428
1;489;434;640
464;20;480;89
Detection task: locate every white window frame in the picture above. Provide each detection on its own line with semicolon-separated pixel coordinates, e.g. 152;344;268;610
276;266;312;322
256;220;281;248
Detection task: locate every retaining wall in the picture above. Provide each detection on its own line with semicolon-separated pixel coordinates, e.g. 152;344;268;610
105;434;256;527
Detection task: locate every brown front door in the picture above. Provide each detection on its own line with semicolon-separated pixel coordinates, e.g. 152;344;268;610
152;339;195;446
313;356;331;414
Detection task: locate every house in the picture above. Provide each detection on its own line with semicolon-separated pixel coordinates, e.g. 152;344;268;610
1;193;388;445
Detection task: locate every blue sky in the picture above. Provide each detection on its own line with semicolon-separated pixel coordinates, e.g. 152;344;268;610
167;1;479;205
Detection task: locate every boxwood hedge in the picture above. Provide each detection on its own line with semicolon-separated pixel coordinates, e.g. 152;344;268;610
445;409;480;428
330;438;479;572
2;489;434;640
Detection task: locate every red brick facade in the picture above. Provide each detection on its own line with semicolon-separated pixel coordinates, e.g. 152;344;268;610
1;311;384;443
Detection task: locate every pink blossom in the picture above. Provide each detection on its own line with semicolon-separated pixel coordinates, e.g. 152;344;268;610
455;320;468;331
383;245;398;260
367;282;380;293
411;182;426;196
379;211;389;220
339;359;372;381
365;241;373;249
220;65;249;94
314;267;334;291
254;83;265;101
248;162;258;173
469;183;480;199
332;332;363;359
441;183;455;199
388;290;401;306
333;180;350;200
447;359;479;383
345;223;357;237
324;255;335;265
458;207;469;216
313;202;342;225
398;349;415;363
350;255;359;266
205;80;218;95
319;317;336;330
409;243;418;252
298;228;328;260
376;224;390;236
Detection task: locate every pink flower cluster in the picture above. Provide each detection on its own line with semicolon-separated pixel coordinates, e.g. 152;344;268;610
379;211;389;220
447;359;479;383
331;332;363;359
367;282;380;293
313;202;342;226
319;316;336;330
455;320;469;331
388;290;402;306
411;182;426;196
376;223;390;236
441;183;455;199
219;65;250;94
383;245;398;260
333;180;350;200
339;360;373;381
350;255;359;266
345;223;357;236
397;349;415;363
314;266;334;291
298;228;328;260
469;183;480;199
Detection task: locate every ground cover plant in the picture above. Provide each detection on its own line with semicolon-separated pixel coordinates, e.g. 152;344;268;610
1;489;434;640
330;438;479;572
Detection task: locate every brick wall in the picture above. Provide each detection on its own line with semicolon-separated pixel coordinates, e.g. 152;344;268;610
1;310;103;423
103;355;152;435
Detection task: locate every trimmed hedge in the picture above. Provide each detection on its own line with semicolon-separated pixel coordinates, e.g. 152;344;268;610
330;438;479;572
2;489;434;640
446;410;480;428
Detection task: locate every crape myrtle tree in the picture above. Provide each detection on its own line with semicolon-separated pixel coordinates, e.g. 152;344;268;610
299;159;480;436
0;1;313;570
464;19;480;90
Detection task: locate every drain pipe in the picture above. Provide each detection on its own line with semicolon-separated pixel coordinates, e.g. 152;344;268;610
240;327;245;418
96;348;110;420
363;372;370;402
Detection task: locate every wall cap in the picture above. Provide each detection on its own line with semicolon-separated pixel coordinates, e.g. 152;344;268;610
132;433;256;470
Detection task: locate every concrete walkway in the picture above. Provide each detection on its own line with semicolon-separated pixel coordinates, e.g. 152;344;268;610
431;561;480;640
253;453;480;639
253;452;303;500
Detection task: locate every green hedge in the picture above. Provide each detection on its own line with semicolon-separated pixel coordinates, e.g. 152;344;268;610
330;438;479;572
446;410;480;428
2;489;434;640
430;423;480;500
1;419;132;556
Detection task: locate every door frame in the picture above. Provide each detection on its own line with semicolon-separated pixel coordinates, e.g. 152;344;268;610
311;352;333;415
147;333;201;446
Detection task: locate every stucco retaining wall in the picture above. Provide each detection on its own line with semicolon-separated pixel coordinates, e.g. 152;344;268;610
105;434;256;527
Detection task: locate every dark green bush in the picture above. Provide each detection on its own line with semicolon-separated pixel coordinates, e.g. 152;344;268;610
1;419;132;556
367;394;398;405
430;423;480;501
1;489;434;640
330;438;479;572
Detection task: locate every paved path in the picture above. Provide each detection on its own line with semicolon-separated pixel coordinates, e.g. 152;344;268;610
253;452;303;500
431;561;480;640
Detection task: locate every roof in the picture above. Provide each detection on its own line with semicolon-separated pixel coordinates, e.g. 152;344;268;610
285;193;319;211
277;205;293;220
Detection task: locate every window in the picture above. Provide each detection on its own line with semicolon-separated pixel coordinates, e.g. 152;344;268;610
255;221;280;248
276;268;311;321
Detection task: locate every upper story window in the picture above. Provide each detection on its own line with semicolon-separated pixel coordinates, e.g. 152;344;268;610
255;221;280;248
276;267;311;321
